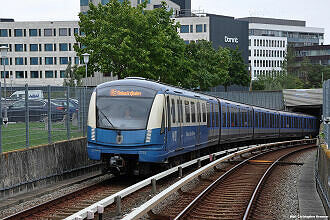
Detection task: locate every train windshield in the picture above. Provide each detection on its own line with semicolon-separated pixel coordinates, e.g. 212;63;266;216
96;86;156;130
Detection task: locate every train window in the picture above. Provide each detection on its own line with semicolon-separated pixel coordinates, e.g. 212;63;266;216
180;100;183;123
227;106;230;127
215;104;219;127
202;103;206;123
167;96;171;130
249;111;253;127
212;104;215;127
206;103;210;127
177;100;181;123
171;99;176;124
185;101;190;123
222;104;226;127
197;102;201;123
231;107;235;127
255;112;258;128
191;102;196;123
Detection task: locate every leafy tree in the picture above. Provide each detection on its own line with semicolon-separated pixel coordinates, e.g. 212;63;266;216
63;62;84;87
74;0;186;84
252;72;304;91
223;48;250;91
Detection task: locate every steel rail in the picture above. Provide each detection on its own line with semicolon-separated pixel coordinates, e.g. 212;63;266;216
242;144;316;220
173;147;272;220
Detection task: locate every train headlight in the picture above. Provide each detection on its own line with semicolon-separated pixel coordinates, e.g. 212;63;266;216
146;129;152;143
91;128;96;141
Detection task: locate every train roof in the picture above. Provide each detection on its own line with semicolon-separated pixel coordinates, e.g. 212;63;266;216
97;78;317;119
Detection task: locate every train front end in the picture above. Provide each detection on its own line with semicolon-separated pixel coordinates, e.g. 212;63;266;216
87;80;165;175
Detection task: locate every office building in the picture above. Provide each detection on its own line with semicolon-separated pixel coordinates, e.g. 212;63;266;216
238;17;325;80
0;20;80;86
294;44;330;65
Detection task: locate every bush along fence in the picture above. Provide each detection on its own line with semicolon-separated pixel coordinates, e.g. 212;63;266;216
0;83;93;153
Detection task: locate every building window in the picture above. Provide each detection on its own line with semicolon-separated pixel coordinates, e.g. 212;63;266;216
59;28;68;36
101;0;109;4
80;0;89;6
74;57;80;65
0;58;8;65
196;24;203;33
60;70;66;78
44;44;53;51
190;25;193;33
16;71;24;78
0;29;8;37
30;71;39;78
180;25;189;33
30;44;38;51
74;28;79;35
14;29;23;37
60;57;68;65
30;57;39;65
29;29;38;36
45;57;54;65
15;44;23;52
44;29;53;36
15;57;24;65
204;24;207;32
59;43;68;51
45;71;54;78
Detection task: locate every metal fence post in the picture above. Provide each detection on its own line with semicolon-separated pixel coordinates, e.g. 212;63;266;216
0;82;2;154
48;85;52;144
66;86;70;140
25;84;29;148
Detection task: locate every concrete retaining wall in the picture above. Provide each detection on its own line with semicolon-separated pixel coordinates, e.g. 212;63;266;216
0;137;99;199
316;144;330;216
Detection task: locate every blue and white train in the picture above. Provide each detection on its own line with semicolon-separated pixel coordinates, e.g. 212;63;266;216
87;78;318;175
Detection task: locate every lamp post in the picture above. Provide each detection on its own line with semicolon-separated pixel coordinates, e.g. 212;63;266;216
82;53;90;136
82;53;90;88
0;45;9;126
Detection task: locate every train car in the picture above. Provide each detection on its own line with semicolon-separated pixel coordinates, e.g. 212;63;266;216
87;78;319;175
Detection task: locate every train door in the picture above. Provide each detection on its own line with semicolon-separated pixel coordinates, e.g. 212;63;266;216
176;98;183;149
165;94;178;152
196;101;201;147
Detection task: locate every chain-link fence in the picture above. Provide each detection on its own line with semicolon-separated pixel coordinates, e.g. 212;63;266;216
0;84;93;153
323;80;330;148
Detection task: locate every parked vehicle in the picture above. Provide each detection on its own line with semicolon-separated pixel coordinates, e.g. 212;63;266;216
51;98;79;119
5;99;68;122
9;90;44;100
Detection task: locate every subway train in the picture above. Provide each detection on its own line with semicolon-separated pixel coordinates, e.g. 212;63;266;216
87;78;318;175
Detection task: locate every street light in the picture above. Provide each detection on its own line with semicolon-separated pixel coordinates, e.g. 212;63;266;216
0;45;9;126
82;52;90;136
82;53;90;88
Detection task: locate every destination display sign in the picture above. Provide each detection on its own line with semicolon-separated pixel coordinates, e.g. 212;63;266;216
110;89;142;97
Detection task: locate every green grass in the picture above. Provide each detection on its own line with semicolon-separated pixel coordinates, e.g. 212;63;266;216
1;121;84;152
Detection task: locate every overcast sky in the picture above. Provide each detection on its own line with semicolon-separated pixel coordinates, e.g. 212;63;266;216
0;0;329;43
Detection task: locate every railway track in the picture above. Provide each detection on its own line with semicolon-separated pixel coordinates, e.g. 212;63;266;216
3;176;133;220
3;139;316;220
152;143;315;220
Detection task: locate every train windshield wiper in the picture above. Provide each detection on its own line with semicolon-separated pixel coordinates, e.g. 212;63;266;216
98;109;117;129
